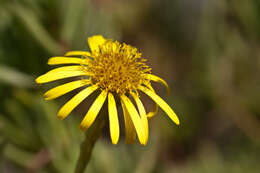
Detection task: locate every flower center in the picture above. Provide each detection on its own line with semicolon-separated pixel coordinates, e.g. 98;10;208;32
85;40;151;94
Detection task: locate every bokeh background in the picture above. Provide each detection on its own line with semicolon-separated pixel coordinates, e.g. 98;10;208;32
1;0;260;172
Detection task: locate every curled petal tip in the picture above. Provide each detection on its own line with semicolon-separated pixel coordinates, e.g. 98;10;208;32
57;114;66;120
35;77;41;84
177;119;180;125
43;96;51;101
176;119;180;126
140;140;148;146
43;93;50;99
173;114;180;125
171;115;180;126
79;124;87;131
112;140;119;145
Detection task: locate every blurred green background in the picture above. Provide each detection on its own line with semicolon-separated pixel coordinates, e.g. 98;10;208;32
0;0;260;172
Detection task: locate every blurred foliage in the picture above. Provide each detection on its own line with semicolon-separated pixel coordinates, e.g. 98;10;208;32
0;0;260;172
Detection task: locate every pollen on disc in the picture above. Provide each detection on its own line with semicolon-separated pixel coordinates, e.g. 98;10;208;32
85;41;151;94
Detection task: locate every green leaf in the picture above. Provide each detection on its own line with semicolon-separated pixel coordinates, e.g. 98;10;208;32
60;0;87;44
0;65;33;88
3;143;35;168
0;114;39;149
9;4;61;54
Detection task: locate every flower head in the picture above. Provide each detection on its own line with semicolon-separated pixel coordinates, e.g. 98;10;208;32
36;35;179;145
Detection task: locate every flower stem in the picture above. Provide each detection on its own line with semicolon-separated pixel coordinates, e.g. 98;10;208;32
75;105;107;173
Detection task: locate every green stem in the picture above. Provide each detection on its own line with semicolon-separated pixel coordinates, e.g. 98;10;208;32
75;105;107;173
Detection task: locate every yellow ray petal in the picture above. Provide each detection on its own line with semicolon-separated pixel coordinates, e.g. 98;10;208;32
121;101;136;144
80;90;108;130
88;35;106;52
147;102;158;119
131;93;149;144
35;66;91;84
45;66;83;73
44;80;89;100
143;83;158;119
35;71;86;84
139;86;180;125
65;51;91;57
121;94;147;145
57;85;98;119
48;57;89;65
144;74;170;95
108;93;120;144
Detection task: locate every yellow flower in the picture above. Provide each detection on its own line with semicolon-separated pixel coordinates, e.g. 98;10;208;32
36;35;179;145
